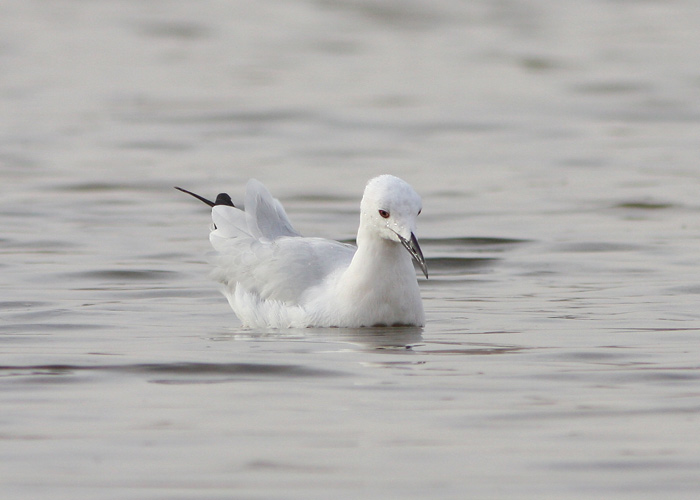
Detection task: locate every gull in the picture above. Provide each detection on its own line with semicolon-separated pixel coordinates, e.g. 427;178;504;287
176;175;427;328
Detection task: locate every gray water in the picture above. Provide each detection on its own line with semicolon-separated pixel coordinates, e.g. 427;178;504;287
2;1;700;498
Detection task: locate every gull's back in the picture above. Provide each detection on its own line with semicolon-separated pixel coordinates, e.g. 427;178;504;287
208;180;355;322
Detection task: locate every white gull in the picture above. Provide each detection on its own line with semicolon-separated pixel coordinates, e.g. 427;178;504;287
176;175;427;328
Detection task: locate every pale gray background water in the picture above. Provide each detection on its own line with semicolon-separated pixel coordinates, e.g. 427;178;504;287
2;1;700;498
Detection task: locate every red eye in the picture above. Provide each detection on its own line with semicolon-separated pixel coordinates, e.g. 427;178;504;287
379;209;390;219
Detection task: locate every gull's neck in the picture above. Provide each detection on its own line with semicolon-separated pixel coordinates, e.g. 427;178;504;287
344;224;416;288
323;222;424;327
328;223;423;326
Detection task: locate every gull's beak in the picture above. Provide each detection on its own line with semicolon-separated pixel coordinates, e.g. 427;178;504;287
399;232;428;279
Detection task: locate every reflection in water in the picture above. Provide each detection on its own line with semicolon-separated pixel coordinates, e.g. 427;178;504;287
309;325;425;350
219;325;425;350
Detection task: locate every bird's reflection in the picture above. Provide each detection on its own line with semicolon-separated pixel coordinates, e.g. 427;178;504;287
217;325;424;351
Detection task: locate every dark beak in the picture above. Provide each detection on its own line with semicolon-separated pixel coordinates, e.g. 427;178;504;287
399;232;428;279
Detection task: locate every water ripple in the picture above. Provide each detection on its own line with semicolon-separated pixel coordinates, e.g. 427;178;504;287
61;269;181;282
425;257;498;274
0;362;344;384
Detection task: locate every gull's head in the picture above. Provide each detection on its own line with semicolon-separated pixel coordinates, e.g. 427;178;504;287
360;175;428;278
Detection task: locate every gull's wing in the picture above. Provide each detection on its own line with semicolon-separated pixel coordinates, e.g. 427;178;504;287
210;230;355;304
209;178;353;304
181;179;355;305
244;179;301;240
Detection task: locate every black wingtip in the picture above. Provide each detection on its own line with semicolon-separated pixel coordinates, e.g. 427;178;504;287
175;187;235;208
175;186;215;207
214;193;235;207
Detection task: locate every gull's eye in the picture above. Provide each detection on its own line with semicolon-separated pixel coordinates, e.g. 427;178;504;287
418;209;422;216
379;209;390;219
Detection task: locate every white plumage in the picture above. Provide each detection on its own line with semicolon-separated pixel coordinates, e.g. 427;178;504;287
178;175;427;328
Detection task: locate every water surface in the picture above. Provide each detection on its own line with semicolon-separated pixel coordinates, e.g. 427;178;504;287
2;1;700;498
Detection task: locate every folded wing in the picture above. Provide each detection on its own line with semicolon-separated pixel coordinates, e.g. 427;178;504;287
209;180;354;304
